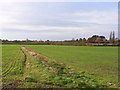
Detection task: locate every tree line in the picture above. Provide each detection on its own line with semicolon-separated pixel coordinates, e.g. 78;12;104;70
1;31;120;46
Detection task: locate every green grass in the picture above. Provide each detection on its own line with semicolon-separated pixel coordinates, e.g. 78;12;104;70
27;45;118;84
2;45;25;86
20;46;111;88
2;45;118;88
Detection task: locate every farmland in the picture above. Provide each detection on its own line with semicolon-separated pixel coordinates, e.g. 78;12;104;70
27;45;118;83
2;45;118;88
2;45;25;87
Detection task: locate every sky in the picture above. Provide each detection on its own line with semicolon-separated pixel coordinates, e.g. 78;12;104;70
0;2;118;41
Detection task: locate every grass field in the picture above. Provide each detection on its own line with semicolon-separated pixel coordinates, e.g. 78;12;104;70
27;45;118;83
2;45;118;88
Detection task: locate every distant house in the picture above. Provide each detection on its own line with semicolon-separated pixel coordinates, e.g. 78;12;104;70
88;35;106;43
92;35;99;41
99;36;106;41
95;37;102;42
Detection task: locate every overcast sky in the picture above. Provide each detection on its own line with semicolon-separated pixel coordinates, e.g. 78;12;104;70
0;2;118;41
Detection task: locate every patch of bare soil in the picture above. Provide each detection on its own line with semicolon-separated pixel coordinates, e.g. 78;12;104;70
21;47;37;56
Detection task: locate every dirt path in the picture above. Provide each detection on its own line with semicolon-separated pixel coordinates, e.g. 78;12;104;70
21;47;37;57
21;46;58;75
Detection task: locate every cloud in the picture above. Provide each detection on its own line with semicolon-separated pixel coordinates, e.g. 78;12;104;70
62;10;118;25
3;25;89;31
0;3;26;25
0;2;118;40
2;23;118;40
3;23;117;32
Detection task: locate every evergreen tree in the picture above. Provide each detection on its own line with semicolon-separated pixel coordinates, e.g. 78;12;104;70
113;31;115;41
109;32;112;42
